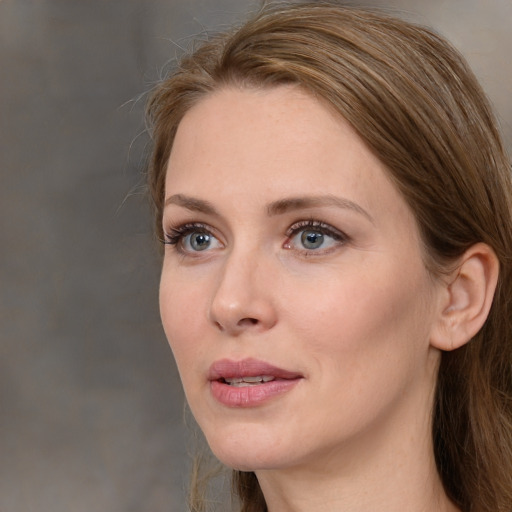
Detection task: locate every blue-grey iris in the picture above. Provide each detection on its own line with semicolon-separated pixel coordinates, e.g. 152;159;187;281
190;233;211;251
301;230;324;249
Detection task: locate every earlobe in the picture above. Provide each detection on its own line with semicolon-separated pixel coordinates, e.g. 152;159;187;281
430;243;499;352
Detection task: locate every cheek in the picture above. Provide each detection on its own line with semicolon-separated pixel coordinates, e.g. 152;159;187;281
159;271;206;370
283;262;436;437
285;258;433;369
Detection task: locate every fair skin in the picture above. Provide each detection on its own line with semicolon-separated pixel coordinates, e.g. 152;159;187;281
159;86;497;512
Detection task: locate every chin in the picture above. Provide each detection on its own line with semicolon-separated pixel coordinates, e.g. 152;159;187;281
211;448;283;472
202;422;296;471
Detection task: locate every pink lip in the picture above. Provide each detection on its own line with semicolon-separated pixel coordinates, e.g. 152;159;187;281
208;358;303;408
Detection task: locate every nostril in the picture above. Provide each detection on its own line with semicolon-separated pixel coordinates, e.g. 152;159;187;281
238;317;259;326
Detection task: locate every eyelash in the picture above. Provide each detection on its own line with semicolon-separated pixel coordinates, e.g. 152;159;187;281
163;223;212;245
162;219;349;254
285;219;348;254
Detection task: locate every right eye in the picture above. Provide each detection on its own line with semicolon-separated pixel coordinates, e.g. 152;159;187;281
163;223;223;254
182;231;219;252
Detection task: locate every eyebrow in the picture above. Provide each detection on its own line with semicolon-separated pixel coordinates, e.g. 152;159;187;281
164;194;218;215
267;195;374;223
164;193;373;223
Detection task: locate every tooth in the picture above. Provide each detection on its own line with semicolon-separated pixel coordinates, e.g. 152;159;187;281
224;377;243;384
242;376;263;383
223;376;276;386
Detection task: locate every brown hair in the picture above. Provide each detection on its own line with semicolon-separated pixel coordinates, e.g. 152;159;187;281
146;3;512;511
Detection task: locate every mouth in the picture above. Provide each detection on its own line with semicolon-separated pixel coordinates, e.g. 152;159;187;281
208;358;303;407
208;358;302;383
222;375;276;387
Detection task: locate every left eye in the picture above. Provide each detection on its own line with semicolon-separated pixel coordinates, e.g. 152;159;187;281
286;223;346;252
298;229;327;249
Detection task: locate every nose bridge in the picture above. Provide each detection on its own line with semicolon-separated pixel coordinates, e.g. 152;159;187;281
208;241;276;334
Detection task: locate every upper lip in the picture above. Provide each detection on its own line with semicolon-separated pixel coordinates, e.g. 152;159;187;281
208;358;303;381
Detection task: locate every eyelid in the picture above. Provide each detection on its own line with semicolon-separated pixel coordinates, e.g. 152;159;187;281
285;219;348;241
162;222;223;254
163;222;210;243
284;219;349;254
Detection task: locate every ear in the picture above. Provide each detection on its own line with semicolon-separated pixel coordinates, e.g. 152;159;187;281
430;243;499;351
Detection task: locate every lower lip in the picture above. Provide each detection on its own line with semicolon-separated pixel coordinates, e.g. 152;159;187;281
210;379;300;407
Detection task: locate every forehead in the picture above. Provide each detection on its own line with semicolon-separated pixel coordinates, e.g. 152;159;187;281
171;85;335;160
168;86;379;184
165;86;412;229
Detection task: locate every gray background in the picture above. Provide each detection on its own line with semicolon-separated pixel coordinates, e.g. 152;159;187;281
1;1;510;511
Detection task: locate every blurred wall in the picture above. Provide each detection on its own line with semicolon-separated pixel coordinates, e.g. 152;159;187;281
1;1;510;511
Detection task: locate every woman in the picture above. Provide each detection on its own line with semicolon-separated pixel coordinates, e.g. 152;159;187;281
146;3;512;511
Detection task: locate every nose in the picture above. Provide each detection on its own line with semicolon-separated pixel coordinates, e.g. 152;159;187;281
208;249;278;336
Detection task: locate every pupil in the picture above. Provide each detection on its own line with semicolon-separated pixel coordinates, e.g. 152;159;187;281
301;230;324;249
191;233;210;251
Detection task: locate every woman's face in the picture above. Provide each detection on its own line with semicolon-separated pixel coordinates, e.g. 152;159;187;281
160;86;443;472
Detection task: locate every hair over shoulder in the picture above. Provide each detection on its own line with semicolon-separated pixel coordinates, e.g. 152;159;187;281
146;3;512;511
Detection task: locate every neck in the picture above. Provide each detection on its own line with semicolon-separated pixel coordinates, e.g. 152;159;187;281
257;447;457;512
255;359;458;512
